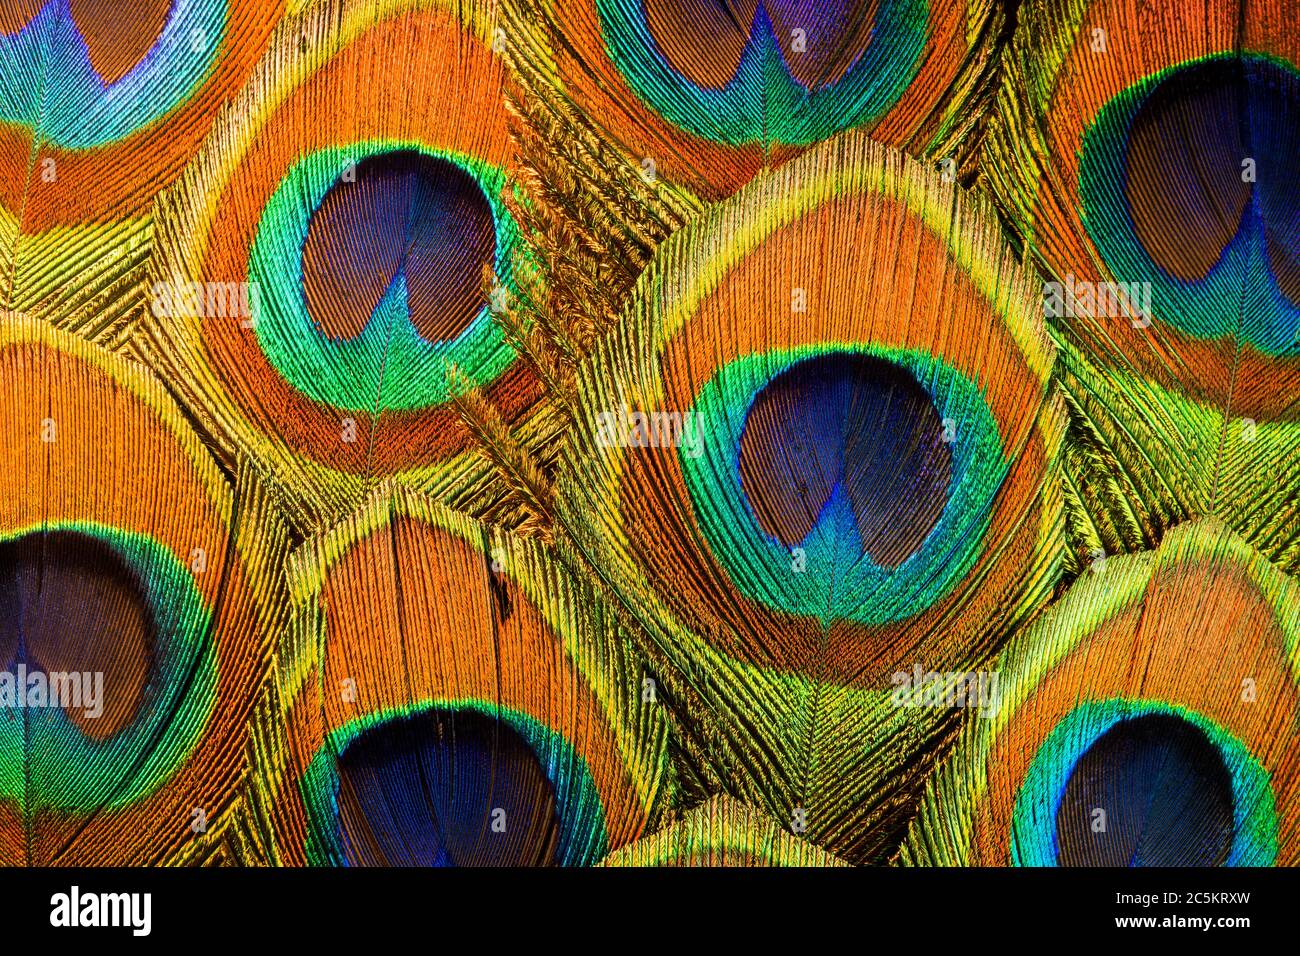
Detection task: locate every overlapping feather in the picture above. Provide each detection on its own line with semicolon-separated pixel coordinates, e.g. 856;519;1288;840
237;482;669;866
141;0;554;533
984;0;1300;576
553;128;1066;862
902;519;1300;866
0;316;287;864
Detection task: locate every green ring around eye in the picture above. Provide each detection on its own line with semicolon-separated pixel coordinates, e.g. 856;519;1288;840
247;141;521;414
299;701;608;867
1012;699;1277;867
680;344;1006;625
0;522;215;811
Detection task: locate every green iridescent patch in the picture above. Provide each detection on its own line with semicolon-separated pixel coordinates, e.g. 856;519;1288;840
680;344;1007;625
248;141;521;413
1012;699;1277;867
0;522;215;812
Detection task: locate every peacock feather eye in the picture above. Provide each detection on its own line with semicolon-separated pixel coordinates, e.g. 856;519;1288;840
0;0;284;335
330;709;565;867
301;150;499;350
1037;710;1255;867
247;484;668;867
141;1;540;531
736;353;953;567
515;0;1004;199
640;0;881;94
0;530;160;745
557;130;1064;862
0;317;287;865
901;519;1300;867
249;143;518;415
683;343;1006;626
1081;55;1300;353
0;525;212;803
986;0;1300;575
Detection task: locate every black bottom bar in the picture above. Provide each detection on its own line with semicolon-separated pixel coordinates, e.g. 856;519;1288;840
4;866;1290;944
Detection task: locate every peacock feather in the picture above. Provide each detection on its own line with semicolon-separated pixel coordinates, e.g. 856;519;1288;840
598;794;849;866
140;0;550;533
553;128;1066;862
495;0;706;388
239;482;669;866
985;0;1300;576
0;316;287;864
0;0;1295;876
0;0;287;342
901;518;1300;866
505;0;1007;201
